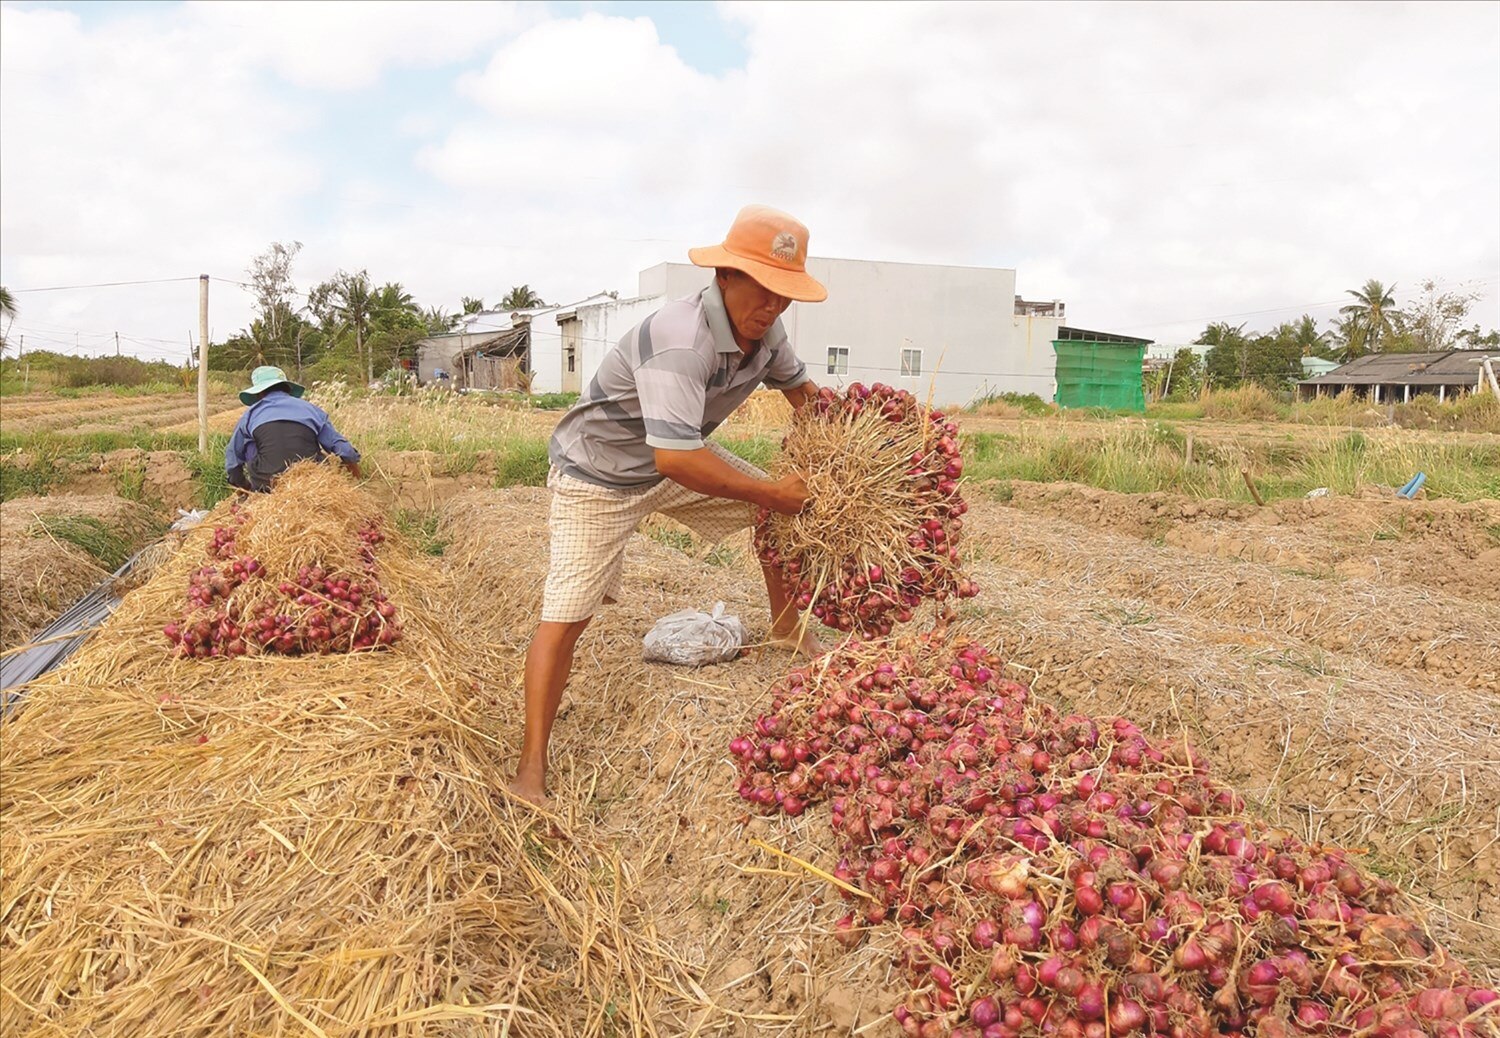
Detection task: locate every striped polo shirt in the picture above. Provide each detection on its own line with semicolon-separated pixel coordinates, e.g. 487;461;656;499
549;280;809;489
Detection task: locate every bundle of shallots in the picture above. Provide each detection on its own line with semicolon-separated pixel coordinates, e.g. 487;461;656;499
754;383;976;636
163;465;403;659
730;635;1495;1038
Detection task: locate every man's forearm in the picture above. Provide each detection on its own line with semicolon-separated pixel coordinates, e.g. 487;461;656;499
655;447;776;507
782;379;818;410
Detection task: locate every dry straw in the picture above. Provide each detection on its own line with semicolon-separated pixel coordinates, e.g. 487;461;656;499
0;495;161;652
755;390;966;632
0;466;706;1037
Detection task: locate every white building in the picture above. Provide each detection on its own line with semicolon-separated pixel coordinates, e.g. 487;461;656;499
421;257;1066;407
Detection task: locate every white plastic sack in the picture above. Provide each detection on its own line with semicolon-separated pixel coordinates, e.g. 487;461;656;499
171;508;210;531
643;602;747;667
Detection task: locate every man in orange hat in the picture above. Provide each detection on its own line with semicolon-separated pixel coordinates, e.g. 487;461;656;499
509;205;827;806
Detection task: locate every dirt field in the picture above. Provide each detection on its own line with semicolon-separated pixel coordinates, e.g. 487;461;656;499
428;478;1499;1032
4;410;1496;1028
0;391;237;435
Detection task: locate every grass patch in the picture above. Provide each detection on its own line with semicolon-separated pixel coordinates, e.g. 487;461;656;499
704;544;739;567
716;435;777;470
0;452;62;501
114;463;149;502
968;391;1055;418
32;514;137;570
643;522;695;553
0;428;204;456
961;425;1500;503
529;392;579;411
494;439;550;487
183;443;233;508
393;509;448;556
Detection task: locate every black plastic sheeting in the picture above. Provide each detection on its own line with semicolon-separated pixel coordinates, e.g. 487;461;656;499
0;550;142;715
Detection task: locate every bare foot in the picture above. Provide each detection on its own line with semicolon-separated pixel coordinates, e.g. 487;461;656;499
505;775;552;811
768;627;826;658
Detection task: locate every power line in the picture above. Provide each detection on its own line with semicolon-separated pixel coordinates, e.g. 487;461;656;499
9;276;201;293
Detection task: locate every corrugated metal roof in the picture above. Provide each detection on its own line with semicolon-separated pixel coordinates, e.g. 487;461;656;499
1055;326;1154;345
1300;349;1500;386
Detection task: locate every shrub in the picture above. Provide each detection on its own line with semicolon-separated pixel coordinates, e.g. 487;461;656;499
529;392;579;411
1200;384;1281;420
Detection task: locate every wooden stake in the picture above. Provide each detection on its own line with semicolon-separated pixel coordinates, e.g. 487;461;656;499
198;274;209;453
1240;468;1265;507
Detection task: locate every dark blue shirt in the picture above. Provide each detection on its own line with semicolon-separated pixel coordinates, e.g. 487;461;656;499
225;393;359;489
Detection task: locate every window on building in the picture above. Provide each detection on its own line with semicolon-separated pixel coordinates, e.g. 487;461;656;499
566;347;576;373
827;346;849;375
901;348;923;377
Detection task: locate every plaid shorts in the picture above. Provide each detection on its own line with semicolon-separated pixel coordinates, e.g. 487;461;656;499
541;442;764;623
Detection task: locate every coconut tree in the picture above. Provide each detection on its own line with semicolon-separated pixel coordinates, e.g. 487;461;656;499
1339;279;1401;355
460;296;485;315
0;285;15;351
423;306;456;335
501;284;546;311
327;271;376;383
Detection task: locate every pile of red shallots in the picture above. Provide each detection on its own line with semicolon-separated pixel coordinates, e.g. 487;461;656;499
164;503;402;659
754;383;976;637
730;635;1495;1038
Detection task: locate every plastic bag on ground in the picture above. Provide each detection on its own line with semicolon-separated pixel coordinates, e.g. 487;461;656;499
643;602;747;666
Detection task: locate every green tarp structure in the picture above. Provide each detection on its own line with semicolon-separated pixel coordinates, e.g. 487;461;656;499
1052;327;1153;411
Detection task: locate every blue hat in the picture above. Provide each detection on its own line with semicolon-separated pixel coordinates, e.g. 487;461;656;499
240;366;305;407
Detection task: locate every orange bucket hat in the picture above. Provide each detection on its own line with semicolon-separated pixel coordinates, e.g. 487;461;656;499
688;204;828;303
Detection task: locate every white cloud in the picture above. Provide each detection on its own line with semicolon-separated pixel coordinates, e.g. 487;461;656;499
1;1;1496;363
185;1;531;91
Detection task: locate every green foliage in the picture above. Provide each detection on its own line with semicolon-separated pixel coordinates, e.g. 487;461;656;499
1394;279;1484;353
0;428;202;455
1161;348;1204;400
716;436;777;470
502;285;547;310
33;514;137;570
114;462;149;502
1199;321;1303;390
968;391;1053;415
3;350;185;389
0;451;61;500
1338;279;1401;358
963;424;1498;502
529;392;579;411
393;509;449;556
494;440;550;487
183;443;233;508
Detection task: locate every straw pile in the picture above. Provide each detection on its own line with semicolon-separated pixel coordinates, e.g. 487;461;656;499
0;495;161;651
755;383;976;636
0;469;704;1036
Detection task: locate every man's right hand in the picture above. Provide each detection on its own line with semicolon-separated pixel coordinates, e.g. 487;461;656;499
764;472;810;515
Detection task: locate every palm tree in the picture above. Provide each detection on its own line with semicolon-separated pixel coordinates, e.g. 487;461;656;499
460;296;485;315
502;284;545;311
0;285;15;351
1291;314;1330;356
1339;279;1400;355
373;282;418;318
329;271;376;383
423;306;455;335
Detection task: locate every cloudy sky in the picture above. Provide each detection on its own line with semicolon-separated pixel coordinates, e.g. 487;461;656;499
2;0;1497;363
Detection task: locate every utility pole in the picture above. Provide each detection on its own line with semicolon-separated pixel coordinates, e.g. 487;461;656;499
115;331;121;357
198;274;210;453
